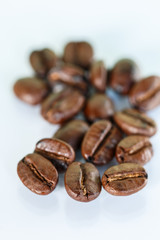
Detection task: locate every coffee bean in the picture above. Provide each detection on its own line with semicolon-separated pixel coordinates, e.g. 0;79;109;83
64;162;101;202
35;138;75;172
48;64;88;92
110;59;140;95
113;108;157;137
63;41;93;69
81;120;122;165
53;119;89;150
17;153;58;195
60;64;85;76
102;163;148;196
84;93;115;122
116;135;153;165
41;87;85;124
30;48;57;77
13;77;50;105
90;61;107;92
129;76;160;111
49;63;85;79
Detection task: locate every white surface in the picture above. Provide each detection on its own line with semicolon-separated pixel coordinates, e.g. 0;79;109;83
1;0;160;239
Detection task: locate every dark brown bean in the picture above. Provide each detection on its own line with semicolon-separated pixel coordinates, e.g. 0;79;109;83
113;108;157;137
30;48;57;77
102;163;148;196
35;138;75;172
129;76;160;111
13;77;50;105
90;61;107;92
84;93;115;122
48;65;87;92
81;120;122;165
64;162;101;202
17;153;58;195
110;59;140;95
53;119;89;150
116;135;153;165
41;87;85;124
63;42;93;69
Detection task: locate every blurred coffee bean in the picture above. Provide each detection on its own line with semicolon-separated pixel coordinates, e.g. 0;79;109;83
129;76;160;111
84;93;115;122
30;48;57;77
54;119;89;150
41;87;85;124
116;135;153;165
110;59;140;95
90;61;107;92
81;120;122;165
48;64;88;92
35;138;75;172
63;41;93;69
60;63;85;76
13;77;50;105
113;108;157;137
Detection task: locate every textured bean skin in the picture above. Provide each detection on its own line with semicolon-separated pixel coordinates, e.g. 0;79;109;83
53;120;89;150
102;163;148;196
113;108;157;137
30;48;57;76
90;61;107;92
63;42;93;69
110;59;140;95
116;135;153;165
64;162;101;202
17;153;58;195
84;93;115;122
13;77;50;105
35;138;75;172
129;76;160;111
81;120;122;165
41;87;85;124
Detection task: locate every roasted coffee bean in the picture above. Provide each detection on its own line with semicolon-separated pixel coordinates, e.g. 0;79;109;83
113;108;157;137
13;77;50;105
84;93;115;122
35;138;75;172
64;162;101;202
49;63;84;78
17;153;58;195
48;65;87;92
60;64;85;76
102;163;148;196
81;120;122;165
110;59;140;95
63;41;93;69
41;87;85;124
129;76;160;111
53;119;89;150
30;48;57;77
90;61;107;92
116;135;153;165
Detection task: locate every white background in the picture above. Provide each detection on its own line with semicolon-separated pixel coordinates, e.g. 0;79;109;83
0;0;160;239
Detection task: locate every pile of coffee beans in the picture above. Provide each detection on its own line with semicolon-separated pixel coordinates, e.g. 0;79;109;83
14;41;160;202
